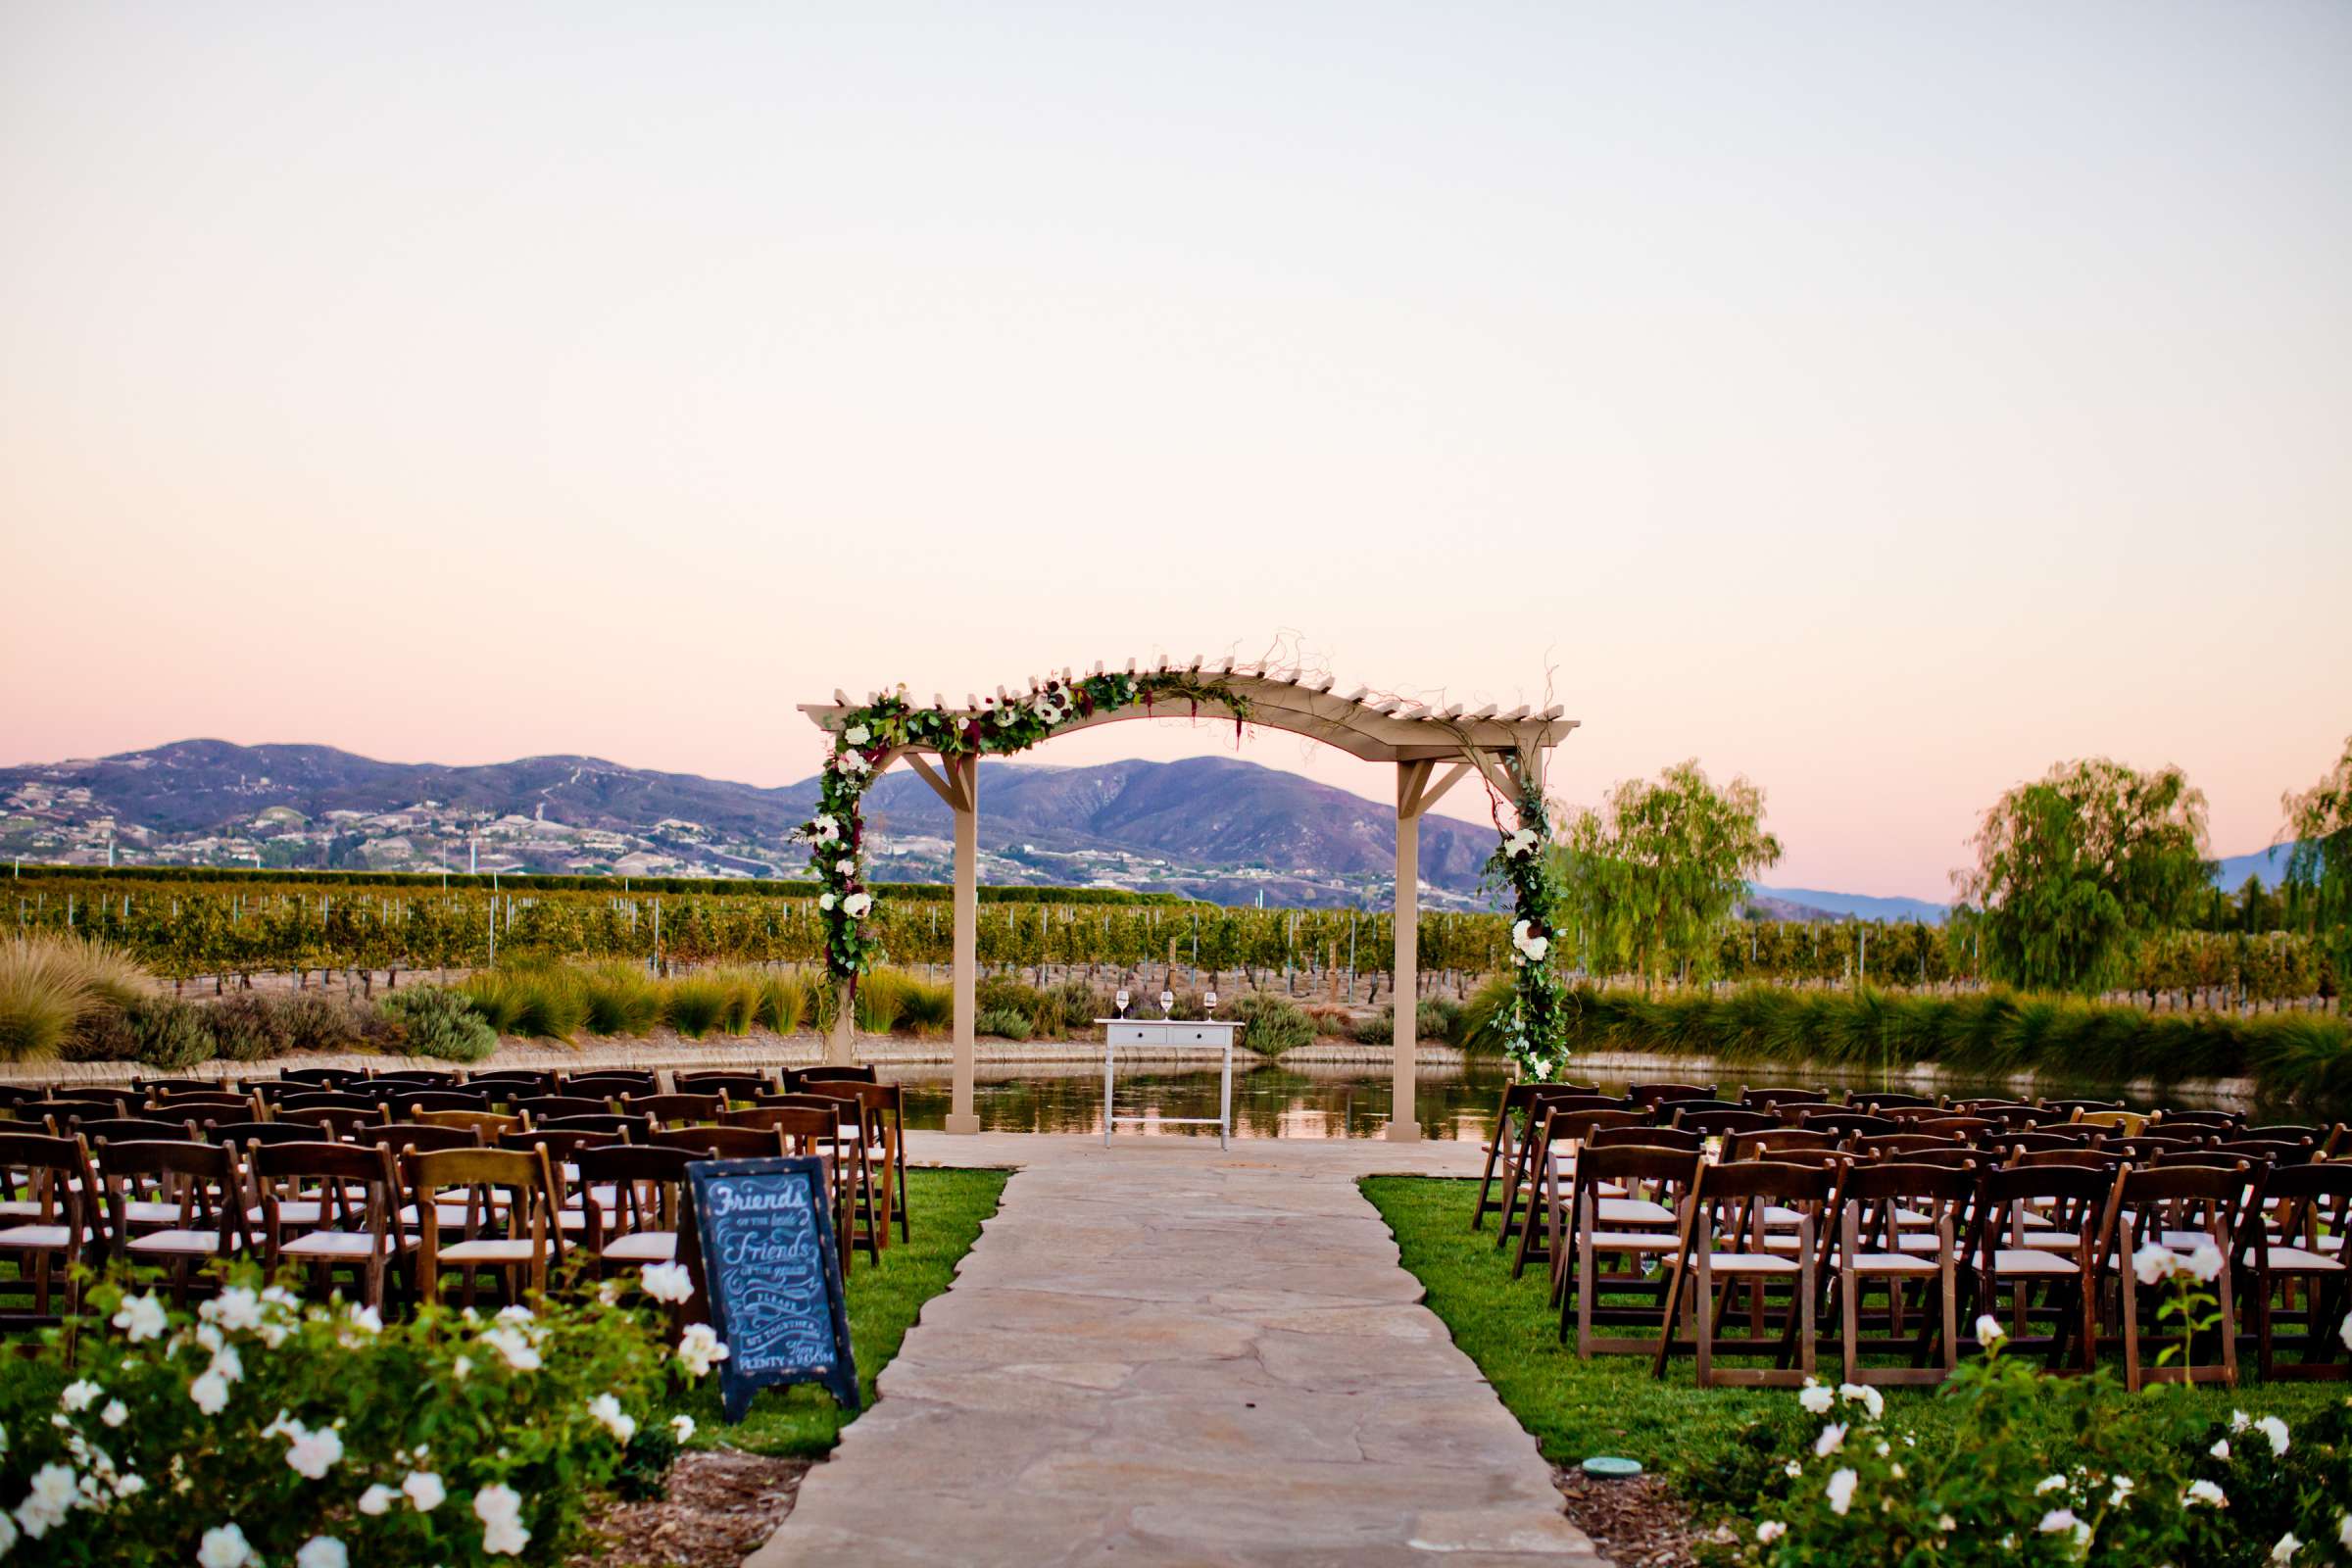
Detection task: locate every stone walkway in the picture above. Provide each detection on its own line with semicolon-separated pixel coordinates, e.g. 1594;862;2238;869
750;1133;1605;1568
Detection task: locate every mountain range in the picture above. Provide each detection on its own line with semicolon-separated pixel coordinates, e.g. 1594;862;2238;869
1;739;2302;916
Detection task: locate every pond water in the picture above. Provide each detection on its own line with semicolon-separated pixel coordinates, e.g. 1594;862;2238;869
882;1061;2270;1143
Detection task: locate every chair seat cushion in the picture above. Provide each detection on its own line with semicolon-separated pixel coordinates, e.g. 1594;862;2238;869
1585;1230;1679;1252
250;1201;326;1227
1596;1198;1676;1226
283;1231;394;1259
129;1229;239;1256
598;1231;678;1262
1848;1250;1941;1274
2259;1246;2343;1274
120;1200;185;1226
1992;1249;2080;1276
437;1239;540;1264
0;1224;77;1249
1699;1252;1799;1274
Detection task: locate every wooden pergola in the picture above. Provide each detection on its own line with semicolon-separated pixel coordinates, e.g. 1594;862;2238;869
798;660;1575;1141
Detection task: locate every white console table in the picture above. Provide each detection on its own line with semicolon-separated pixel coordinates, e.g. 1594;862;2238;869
1098;1017;1245;1149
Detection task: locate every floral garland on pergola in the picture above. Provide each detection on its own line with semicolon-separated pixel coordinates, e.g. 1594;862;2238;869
800;668;1247;985
801;666;1568;1081
1488;770;1568;1081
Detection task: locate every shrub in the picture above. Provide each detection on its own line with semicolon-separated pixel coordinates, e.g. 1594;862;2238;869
60;1002;136;1062
663;976;728;1039
279;990;366;1054
1045;980;1105;1034
1702;1322;2352;1568
977;977;1059;1034
874;969;954;1037
1232;992;1313;1055
1420;996;1466;1045
974;1006;1033;1040
124;994;218;1070
582;962;663;1036
1351;1006;1394;1045
206;991;294;1062
0;1264;687;1565
378;986;498;1062
457;969;528;1036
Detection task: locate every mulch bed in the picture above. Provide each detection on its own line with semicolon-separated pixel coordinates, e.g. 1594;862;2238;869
572;1450;809;1568
1552;1465;1709;1568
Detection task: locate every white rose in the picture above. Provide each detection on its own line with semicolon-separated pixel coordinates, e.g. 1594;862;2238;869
284;1423;344;1480
677;1323;730;1379
2254;1416;2289;1456
100;1400;126;1428
843;893;872;919
1798;1384;1834;1415
640;1262;696;1304
818;893;836;911
357;1484;395;1516
2272;1533;2301;1564
475;1483;529;1556
670;1415;696;1444
1756;1520;1785;1543
403;1471;446;1512
2132;1242;2178;1286
843;725;870;747
190;1370;231;1415
60;1381;100;1414
2183;1480;2228;1508
480;1326;541;1372
2037;1509;2079;1536
112;1294;167;1343
297;1540;349;1568
1976;1314;2007;1346
1825;1467;1858;1516
197;1524;256;1568
587;1394;637;1445
2184;1244;2225;1283
1838;1383;1884;1419
1813;1422;1845;1457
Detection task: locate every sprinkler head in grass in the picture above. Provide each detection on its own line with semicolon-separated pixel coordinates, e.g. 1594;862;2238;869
1581;1456;1643;1480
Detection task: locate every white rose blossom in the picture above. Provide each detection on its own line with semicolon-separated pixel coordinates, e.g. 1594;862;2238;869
1756;1520;1786;1543
402;1471;446;1512
112;1294;168;1343
670;1415;696;1444
190;1369;232;1415
2183;1244;2225;1283
2182;1479;2228;1508
1976;1314;2007;1346
2254;1415;2289;1456
60;1381;101;1414
197;1523;256;1568
2211;1439;2230;1460
587;1394;637;1445
100;1400;125;1429
357;1484;395;1516
2133;1243;2180;1286
2272;1533;2300;1564
1798;1384;1835;1415
1813;1423;1845;1457
481;1325;542;1372
297;1539;349;1568
2037;1508;2079;1536
842;893;872;919
1838;1383;1884;1419
1825;1467;1858;1516
475;1482;530;1556
677;1323;730;1378
17;1462;78;1538
842;725;870;747
640;1262;696;1304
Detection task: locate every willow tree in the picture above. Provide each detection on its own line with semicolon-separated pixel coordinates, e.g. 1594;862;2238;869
1955;759;2210;994
2280;734;2352;984
1555;760;1782;990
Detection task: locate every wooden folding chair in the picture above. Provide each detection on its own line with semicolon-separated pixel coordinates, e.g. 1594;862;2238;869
725;1102;876;1267
673;1071;777;1101
794;1081;907;1247
512;1096;615;1123
2098;1162;2246;1392
1494;1091;1633;1254
1831;1161;1975;1386
1627;1083;1716;1109
252;1141;408;1308
408;1147;562;1306
0;1131;103;1326
1514;1107;1648;1281
414;1108;523;1141
572;1144;700;1273
619;1093;726;1127
101;1141;253;1305
1560;1144;1699;1358
1968;1162;2106;1369
2237;1161;2350;1380
1473;1082;1551;1232
562;1071;659;1098
1652;1159;1834;1388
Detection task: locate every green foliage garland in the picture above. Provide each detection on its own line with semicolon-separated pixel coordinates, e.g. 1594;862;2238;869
801;669;1250;993
1484;771;1570;1080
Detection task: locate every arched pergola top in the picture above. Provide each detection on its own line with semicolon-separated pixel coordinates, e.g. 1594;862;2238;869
797;658;1577;767
798;658;1578;1143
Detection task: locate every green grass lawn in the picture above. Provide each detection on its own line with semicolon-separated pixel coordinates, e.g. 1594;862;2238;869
669;1166;1006;1456
1362;1176;2346;1494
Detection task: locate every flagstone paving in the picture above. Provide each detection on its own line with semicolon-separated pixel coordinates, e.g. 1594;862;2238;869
749;1132;1607;1568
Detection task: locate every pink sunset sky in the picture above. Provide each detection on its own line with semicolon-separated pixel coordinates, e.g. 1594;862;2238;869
3;5;2347;901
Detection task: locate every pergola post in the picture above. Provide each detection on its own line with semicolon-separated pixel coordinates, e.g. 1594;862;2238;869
1390;760;1427;1143
826;978;855;1065
946;753;981;1135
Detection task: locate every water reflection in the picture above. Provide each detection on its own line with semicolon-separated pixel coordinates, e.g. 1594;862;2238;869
881;1060;2279;1143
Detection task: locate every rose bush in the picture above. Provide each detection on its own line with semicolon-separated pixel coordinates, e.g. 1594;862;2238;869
0;1267;723;1566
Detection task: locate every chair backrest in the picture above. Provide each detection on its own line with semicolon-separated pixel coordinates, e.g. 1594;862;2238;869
386;1090;494;1117
1855;1092;1941;1110
569;1143;698;1240
719;1105;842;1152
278;1092;389;1114
76;1117;199;1145
2209;1139;2316;1165
98;1140;244;1238
1671;1107;1777;1136
17;1097;128;1125
1690;1160;1837;1237
648;1125;785;1158
202;1120;331;1150
563;1071;659;1096
275;1066;369;1089
357;1122;484;1154
2042;1098;2125;1115
273;1105;387;1136
2112;1135;2212;1159
2070;1109;2148;1136
1795;1111;1902;1138
141;1093;252;1118
467;1070;561;1093
1586;1124;1700;1151
1850;1132;1964;1159
789;1064;880;1088
1574;1142;1701;1196
512;1096;614;1121
1740;1087;1831;1108
0;1085;47;1109
536;1113;654;1138
2247;1161;2352;1245
2010;1148;2124;1169
1975;1162;2115;1254
1907;1116;1997;1139
2106;1160;2249;1254
415;1108;522;1138
136;1078;233;1097
2241;1124;2328;1145
1723;1126;1841;1160
497;1127;623;1159
1626;1083;1716;1107
619;1093;725;1125
371;1069;465;1088
1994;1130;2099;1154
406;1147;558;1255
1543;1107;1646;1147
674;1071;776;1098
2150;1108;2241;1130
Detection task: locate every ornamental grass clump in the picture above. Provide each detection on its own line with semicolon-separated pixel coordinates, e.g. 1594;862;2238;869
582;962;663;1037
662;975;729;1039
750;969;809;1035
0;934;150;1062
973;1005;1032;1041
0;1264;712;1566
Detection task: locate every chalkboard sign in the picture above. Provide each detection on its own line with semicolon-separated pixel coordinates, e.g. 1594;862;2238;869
681;1156;859;1423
